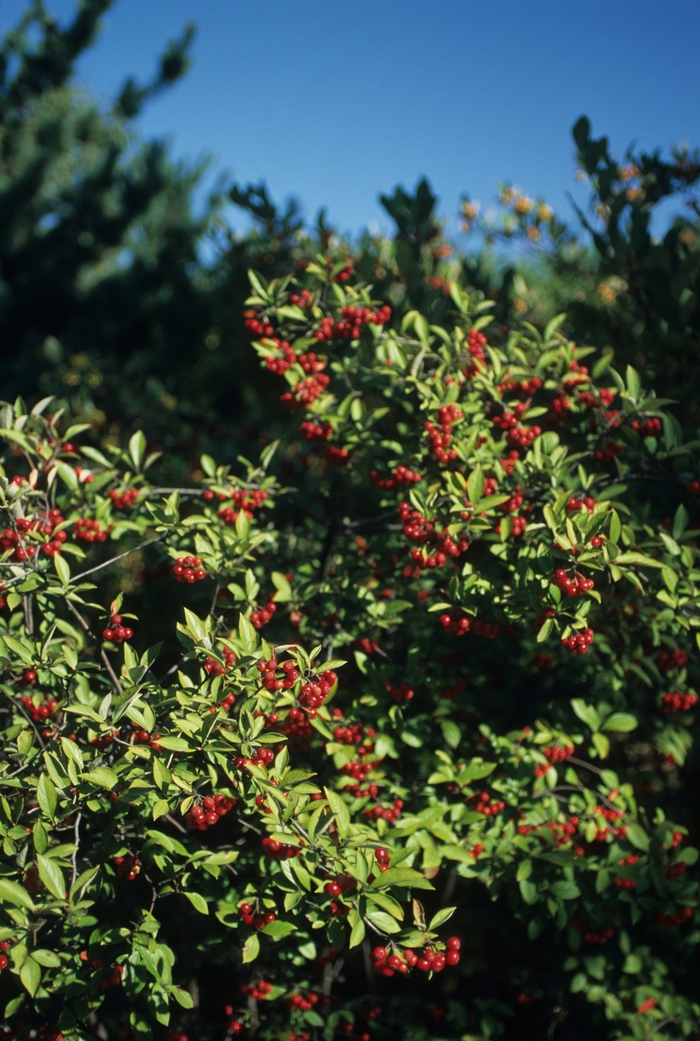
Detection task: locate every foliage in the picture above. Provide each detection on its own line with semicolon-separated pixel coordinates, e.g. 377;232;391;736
460;118;700;423
0;260;699;1041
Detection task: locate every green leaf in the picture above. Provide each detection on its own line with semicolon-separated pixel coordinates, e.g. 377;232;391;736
519;879;538;905
349;916;366;948
591;732;610;759
20;958;41;997
129;430;147;470
602;712;637;733
36;854;66;900
54;461;78;491
369;867;434;890
551;881;581;901
53;553;70;586
0;878;36;910
626;824;650;851
324;787;350;837
623;953;642;974
570;699;600;732
31;949;61;968
440;720;461;750
365;910;401;934
242;933;260;963
169;986;194;1009
36;774;57;819
428;906;456;930
184;891;208;915
262;920;296;939
467;465;484;504
83;766;119;789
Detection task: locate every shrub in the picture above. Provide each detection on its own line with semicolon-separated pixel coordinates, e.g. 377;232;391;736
0;260;698;1040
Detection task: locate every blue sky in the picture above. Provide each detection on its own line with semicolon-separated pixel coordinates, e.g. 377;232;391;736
1;0;699;240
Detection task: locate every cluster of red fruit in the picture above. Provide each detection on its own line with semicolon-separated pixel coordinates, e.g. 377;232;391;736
288;991;320;1012
364;798;404;823
561;628;594;654
131;724;162;751
313;304;391;342
233;747;275;770
243;310;275;337
657;907;692;928
114;854;140;881
570;920;614;944
185;793;235;830
661;692;697;713
439;612;471;636
300;420;332;442
534;744;575;777
370;465;422;489
594;440;625;463
99;964;124;989
566;496;597;514
20;694;58;722
630;416;662;437
324;874;357;899
212;488;268;521
261;837;301;860
204;646;237;676
241;979;273;1000
109;488;139;509
657;649;689;672
263;339;296;374
289;289;313;307
1;510;67;560
250;599;277;628
333;722;375;745
239;903;276;929
171;556;206;583
424;404;464;464
473;792;505;816
299;669;337;712
665;861;688;881
74;518;109;543
462;328;488;376
552;570;595;596
102;615;134;643
280;373;331;411
498;376;543;397
386;680;414;703
258;658;301;691
370;937;460;976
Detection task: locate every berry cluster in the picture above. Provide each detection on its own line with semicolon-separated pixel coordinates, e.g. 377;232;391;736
250;599;277;628
299;669;337;712
370;465;422;489
325;445;350;465
570;920;614;944
561;628;594;654
233;747;275;770
506;422;542;449
662;692;697;713
657;907;692;928
102;615;134;643
1;510;67;560
424;404;464;464
364;797;404;823
243;310;275;337
239;903;276;929
21;694;58;723
114;854;140;881
566;496;597;514
217;489;268;522
74;518;109;543
261;837;301;860
552;570;595;596
498;376;543;397
324;874;358;898
109;488;139;509
300;420;332;442
280;373;330;410
284;707;314;750
375;847;390;872
386;680;414;703
439;612;471;636
258;658;301;691
333;722;375;745
99;964;124;990
289;289;313;307
288;991;320;1012
657;649;689;672
630;416;662;437
474;792;505;816
314;305;391;342
241;979;273;1000
171;556;206;583
204;647;237;676
463;328;487;375
185;793;235;830
263;339;295;374
370;937;460;976
665;862;688;881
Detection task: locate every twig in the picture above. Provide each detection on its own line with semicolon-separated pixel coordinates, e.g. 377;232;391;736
71;812;82;887
68;537;163;585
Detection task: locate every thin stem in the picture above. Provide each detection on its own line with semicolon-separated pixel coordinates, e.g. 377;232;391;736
71;812;82;887
69;537;163;585
64;600;123;694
